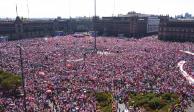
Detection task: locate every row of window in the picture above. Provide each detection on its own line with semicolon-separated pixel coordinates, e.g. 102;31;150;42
160;33;194;37
160;27;194;32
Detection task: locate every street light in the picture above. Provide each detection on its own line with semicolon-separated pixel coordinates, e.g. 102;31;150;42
17;44;27;112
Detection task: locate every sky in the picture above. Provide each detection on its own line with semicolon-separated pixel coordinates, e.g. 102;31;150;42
0;0;194;18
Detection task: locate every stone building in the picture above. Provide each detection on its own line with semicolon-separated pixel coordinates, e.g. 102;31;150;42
72;17;93;32
95;12;160;37
159;16;194;42
0;16;68;40
0;17;93;40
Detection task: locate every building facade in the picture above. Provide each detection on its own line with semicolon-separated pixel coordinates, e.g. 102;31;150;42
72;17;93;32
95;12;160;37
0;17;94;40
0;17;70;40
159;16;194;42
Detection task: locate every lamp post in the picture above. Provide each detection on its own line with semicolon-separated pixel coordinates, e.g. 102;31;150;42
17;44;27;112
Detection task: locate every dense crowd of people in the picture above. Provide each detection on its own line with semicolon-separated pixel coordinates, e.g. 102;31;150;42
0;35;194;112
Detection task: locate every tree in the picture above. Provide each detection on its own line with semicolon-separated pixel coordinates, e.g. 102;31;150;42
0;105;4;111
0;71;22;92
95;92;113;112
148;97;165;110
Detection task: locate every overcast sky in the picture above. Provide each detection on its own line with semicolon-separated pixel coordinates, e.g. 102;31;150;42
0;0;194;18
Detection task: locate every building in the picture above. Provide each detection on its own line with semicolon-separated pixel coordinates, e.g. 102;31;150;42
185;13;192;19
147;16;160;34
95;12;160;37
159;16;194;42
0;17;94;40
72;17;93;32
0;36;8;42
0;17;69;40
175;13;193;19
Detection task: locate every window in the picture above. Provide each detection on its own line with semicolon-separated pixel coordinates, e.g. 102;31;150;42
191;29;194;32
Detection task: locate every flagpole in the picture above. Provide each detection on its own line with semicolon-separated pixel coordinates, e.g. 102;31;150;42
94;0;97;51
16;4;18;17
26;0;30;19
113;0;115;16
68;0;72;34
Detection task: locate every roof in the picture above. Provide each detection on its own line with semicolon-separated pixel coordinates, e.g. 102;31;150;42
118;12;151;17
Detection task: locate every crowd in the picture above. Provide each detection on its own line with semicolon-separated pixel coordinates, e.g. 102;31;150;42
0;35;194;112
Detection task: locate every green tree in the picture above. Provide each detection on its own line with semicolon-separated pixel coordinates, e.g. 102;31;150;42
148;97;165;110
95;92;113;112
0;71;22;91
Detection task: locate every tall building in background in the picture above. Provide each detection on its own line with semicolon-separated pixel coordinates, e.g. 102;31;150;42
185;12;192;18
175;12;193;19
